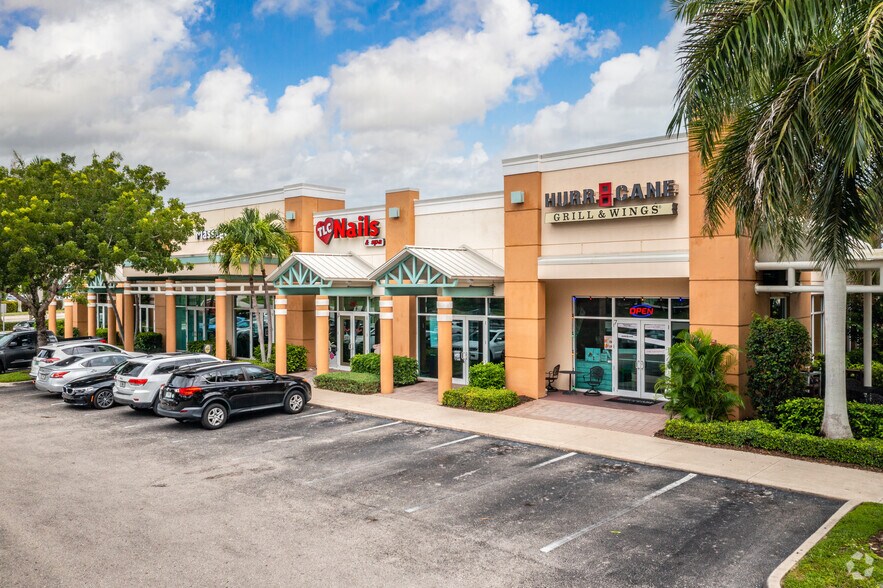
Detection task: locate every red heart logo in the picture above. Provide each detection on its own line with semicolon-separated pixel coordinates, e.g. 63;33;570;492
316;217;334;245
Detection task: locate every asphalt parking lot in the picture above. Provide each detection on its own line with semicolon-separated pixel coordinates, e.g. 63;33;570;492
0;381;842;587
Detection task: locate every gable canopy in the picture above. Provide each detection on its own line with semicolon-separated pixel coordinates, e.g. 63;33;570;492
368;246;503;296
269;253;374;295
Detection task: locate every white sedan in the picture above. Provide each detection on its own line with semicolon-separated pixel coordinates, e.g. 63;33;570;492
35;352;130;394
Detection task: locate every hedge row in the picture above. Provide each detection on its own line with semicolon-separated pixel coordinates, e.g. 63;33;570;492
186;338;228;358
777;398;883;440
350;353;419;386
134;331;163;353
441;386;519;412
313;371;380;394
663;419;883;469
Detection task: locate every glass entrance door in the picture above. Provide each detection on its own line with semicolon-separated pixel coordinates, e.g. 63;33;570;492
338;313;367;367
453;318;485;384
613;320;669;398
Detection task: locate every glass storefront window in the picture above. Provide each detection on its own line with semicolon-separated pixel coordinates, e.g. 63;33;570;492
487;298;505;317
575;297;612;317
671;321;690;342
418;315;438;378
328;297;338;311
369;297;380;313
574;318;613;392
419;297;437;314
671;298;690;320
329;314;338;362
453;298;485;315
341;297;367;311
488;318;505;363
614;297;669;318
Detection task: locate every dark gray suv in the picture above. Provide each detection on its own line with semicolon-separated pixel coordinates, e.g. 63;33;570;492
0;330;58;372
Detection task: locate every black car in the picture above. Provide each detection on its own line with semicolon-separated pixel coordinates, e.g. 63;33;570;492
61;361;127;409
156;363;311;430
0;330;58;372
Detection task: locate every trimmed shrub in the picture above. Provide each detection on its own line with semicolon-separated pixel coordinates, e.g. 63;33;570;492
746;315;811;419
776;398;883;439
663;419;883;469
350;353;419;386
655;329;742;422
844;360;883;388
2;300;18;313
441;386;518;412
313;371;380;394
269;344;308;373
95;328;108;340
469;362;506;389
252;361;276;371
134;331;163;353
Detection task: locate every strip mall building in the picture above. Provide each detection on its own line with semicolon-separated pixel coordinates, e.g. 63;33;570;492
55;135;882;401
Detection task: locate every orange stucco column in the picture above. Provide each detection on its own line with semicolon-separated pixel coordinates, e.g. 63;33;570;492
275;297;288;375
122;284;135;352
437;296;453;402
63;298;74;339
380;297;394;394
214;279;227;359
165;281;176;352
315;296;330;375
86;293;97;337
48;300;58;334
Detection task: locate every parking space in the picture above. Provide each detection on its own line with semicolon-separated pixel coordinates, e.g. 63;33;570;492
0;382;842;587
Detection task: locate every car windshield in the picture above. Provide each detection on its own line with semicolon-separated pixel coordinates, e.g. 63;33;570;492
0;333;14;347
118;362;146;377
54;356;82;367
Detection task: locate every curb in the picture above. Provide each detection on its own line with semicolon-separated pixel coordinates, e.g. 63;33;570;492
766;500;859;587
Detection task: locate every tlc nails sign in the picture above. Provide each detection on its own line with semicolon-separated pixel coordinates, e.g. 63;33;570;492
315;215;382;245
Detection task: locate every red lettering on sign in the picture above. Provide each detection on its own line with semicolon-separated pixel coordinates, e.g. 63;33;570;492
598;182;613;207
316;215;383;245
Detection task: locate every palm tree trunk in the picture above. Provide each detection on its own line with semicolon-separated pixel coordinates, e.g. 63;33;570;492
821;265;853;439
250;275;266;362
261;268;275;347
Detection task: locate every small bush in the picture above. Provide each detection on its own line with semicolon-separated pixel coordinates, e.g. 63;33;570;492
843;360;883;388
441;386;518;412
134;331;163;353
313;371;380;394
776;398;883;440
2;300;18;313
252;361;276;371
469;362;506;389
269;344;308;373
663;419;883;469
95;328;108;339
350;353;419;386
186;338;227;357
746;315;811;419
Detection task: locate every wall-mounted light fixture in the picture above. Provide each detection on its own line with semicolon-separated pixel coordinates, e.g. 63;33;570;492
388;207;400;219
510;191;525;204
285;211;296;221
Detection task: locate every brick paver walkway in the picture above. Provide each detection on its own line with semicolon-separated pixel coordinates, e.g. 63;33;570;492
502;398;668;437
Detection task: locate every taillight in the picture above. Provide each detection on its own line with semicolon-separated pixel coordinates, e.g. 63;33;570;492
50;371;69;379
128;378;148;386
44;357;60;364
177;387;202;397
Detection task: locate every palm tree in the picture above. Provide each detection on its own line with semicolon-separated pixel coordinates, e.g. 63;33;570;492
209;208;297;362
669;0;883;438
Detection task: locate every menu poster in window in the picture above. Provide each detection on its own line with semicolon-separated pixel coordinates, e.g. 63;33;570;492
603;335;613;350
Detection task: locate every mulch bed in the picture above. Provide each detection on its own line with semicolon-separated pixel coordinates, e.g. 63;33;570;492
654;430;883;473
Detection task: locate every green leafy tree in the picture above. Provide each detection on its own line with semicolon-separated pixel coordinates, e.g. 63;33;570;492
669;0;883;437
0;153;203;346
208;208;297;362
746;316;811;420
655;330;743;423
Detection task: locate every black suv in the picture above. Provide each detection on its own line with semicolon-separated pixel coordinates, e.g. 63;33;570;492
156;363;311;429
0;330;58;372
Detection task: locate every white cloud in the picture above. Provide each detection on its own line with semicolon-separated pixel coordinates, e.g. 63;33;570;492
253;0;349;35
507;22;684;156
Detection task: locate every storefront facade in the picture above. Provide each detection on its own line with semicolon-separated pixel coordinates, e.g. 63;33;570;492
63;135;883;402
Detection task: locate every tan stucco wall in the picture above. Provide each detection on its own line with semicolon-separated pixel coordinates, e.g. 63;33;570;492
414;197;505;268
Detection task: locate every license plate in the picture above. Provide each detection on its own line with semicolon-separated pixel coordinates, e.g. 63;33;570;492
62;391;73;399
38;374;47;381
163;390;174;399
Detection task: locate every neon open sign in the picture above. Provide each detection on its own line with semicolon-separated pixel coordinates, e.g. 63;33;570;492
629;304;655;317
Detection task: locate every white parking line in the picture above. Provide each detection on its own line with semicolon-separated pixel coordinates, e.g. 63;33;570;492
530;452;577;469
540;473;697;553
50;402;65;406
265;435;304;444
418;434;480;452
404;506;423;513
293;409;335;419
122;423;153;429
453;468;480;480
345;421;402;435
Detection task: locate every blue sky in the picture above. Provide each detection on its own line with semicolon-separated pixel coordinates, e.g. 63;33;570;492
0;0;682;204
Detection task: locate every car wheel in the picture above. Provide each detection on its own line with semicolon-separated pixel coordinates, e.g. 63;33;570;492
151;396;161;416
283;389;306;414
92;388;114;410
0;360;6;374
201;403;228;430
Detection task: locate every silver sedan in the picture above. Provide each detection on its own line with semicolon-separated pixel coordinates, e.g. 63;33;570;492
35;353;130;394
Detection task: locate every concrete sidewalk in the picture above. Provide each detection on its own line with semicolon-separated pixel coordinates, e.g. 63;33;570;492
311;387;883;503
